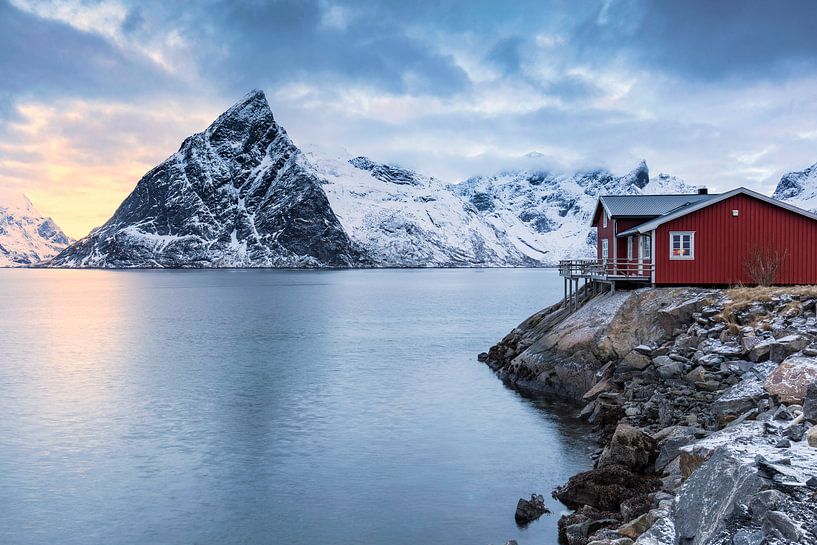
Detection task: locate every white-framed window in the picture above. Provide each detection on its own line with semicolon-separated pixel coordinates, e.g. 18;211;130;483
603;212;608;229
669;231;695;260
627;237;633;260
641;234;651;260
601;239;609;260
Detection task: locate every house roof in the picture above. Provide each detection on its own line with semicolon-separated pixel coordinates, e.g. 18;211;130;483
615;187;817;237
597;193;715;219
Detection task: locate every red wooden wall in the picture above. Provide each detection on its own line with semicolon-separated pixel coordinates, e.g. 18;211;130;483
595;208;615;260
654;194;817;285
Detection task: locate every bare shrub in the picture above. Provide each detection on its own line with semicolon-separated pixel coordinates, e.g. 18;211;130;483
743;244;789;286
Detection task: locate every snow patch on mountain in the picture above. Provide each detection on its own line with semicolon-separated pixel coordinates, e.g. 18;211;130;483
303;149;535;266
0;191;71;266
773;162;817;213
452;161;696;262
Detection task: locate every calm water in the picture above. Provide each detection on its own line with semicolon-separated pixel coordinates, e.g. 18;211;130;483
0;268;593;545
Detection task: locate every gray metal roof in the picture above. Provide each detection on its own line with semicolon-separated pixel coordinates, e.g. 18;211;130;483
599;193;716;218
616;187;817;237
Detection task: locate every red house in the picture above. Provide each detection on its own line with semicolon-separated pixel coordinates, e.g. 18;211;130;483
559;187;817;295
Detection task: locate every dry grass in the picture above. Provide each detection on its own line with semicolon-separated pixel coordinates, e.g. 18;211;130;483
717;285;817;331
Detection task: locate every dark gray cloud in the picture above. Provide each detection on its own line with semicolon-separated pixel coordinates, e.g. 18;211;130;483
0;0;179;123
576;0;817;80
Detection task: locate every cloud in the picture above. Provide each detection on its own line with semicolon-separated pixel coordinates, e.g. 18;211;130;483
2;0;817;238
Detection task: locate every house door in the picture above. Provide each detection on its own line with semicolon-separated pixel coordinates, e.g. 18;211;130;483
639;234;651;275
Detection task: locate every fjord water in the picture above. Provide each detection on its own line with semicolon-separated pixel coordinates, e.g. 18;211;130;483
0;269;593;545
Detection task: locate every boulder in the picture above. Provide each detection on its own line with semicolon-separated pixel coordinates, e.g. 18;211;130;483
616;510;657;540
763;356;817;403
651;355;674;367
711;377;767;421
685;366;706;384
768;334;809;363
621;351;651;370
514;494;550;525
554;464;661;512
747;489;787;521
656;361;683;379
598;424;657;472
763;510;803;542
653;427;698;472
748;340;773;362
674;449;766;545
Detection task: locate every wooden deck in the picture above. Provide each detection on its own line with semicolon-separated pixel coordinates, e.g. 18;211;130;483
557;259;654;310
558;259;654;282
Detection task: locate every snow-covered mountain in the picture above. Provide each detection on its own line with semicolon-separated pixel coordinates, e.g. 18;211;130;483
0;192;71;267
50;90;363;268
305;150;537;266
453;162;696;262
49;90;698;268
773;161;817;213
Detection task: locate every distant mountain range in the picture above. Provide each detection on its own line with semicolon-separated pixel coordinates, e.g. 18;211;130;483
2;90;816;268
0;192;71;267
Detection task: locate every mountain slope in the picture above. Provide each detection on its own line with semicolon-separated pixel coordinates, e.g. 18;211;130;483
0;192;71;266
305;150;537;266
773;162;817;213
453;161;696;262
50;90;363;268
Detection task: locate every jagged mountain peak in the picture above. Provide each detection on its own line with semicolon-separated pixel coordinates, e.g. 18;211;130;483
773;161;817;212
50;91;361;268
0;191;71;266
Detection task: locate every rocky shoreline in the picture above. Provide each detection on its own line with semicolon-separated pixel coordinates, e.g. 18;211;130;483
480;287;817;545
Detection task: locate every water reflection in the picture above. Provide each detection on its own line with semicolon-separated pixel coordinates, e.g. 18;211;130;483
0;268;593;545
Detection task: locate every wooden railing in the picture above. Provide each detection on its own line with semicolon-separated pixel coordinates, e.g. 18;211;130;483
559;259;654;278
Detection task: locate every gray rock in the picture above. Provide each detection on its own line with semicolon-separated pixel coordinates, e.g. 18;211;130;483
711;377;767;418
674;449;766;545
654;427;698;472
652;355;674;366
763;510;803;542
656;361;683;379
748;489;788;521
598;424;657;471
769;335;809;363
731;529;764;545
514;494;550;525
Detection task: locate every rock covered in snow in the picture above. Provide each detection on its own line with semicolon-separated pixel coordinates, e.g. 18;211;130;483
773;161;817;213
0;192;71;266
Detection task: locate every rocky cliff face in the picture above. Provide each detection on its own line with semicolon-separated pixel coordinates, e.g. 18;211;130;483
0;192;71;266
49;90;363;268
773;161;817;213
482;287;817;545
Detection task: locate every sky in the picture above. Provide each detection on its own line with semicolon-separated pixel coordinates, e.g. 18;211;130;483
2;0;817;239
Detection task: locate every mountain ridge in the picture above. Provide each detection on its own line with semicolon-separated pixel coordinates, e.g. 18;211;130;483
46;90;811;269
0;192;71;267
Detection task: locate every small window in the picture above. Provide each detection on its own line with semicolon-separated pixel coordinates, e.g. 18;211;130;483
670;231;694;260
603;212;608;229
601;239;609;260
627;237;633;260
